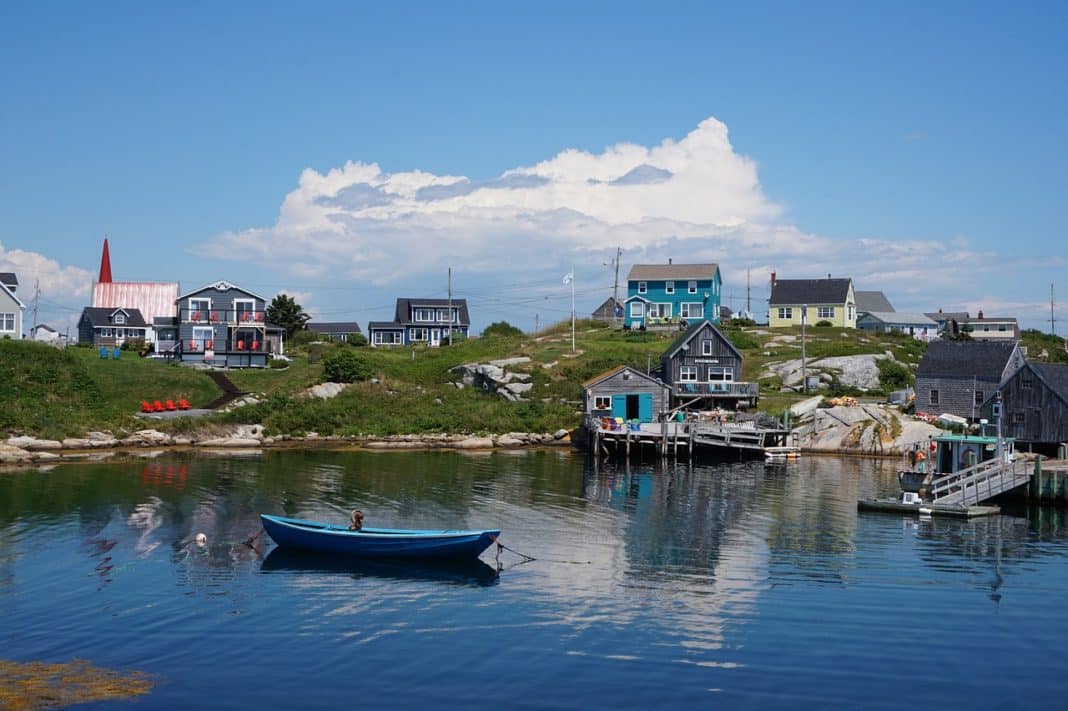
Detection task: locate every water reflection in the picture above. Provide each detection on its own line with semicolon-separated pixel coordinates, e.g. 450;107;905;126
261;547;500;587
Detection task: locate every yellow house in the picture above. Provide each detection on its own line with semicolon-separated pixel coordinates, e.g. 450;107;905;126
769;277;856;328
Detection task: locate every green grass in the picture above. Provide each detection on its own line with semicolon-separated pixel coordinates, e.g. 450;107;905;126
3;321;930;438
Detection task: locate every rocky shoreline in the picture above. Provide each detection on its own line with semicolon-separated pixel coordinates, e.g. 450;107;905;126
0;427;575;468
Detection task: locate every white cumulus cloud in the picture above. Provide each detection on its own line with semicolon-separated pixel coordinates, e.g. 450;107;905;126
202;116;1054;329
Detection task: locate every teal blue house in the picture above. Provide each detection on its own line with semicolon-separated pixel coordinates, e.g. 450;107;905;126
623;262;722;330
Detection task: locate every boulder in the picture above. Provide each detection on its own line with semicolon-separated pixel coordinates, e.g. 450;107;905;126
505;382;533;395
789;396;824;420
122;430;173;447
495;435;525;447
489;357;531;368
61;438;93;449
198;437;262;448
0;444;32;463
553;429;570;440
303;382;349;400
8;436;62;451
453;436;495;450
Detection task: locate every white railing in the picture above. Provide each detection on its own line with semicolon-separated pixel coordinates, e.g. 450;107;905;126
931;458;1031;506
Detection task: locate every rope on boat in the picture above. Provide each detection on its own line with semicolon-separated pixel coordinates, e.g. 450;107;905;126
242;528;266;548
491;535;536;566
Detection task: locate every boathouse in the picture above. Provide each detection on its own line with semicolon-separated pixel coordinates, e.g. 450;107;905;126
915;340;1025;421
583;365;668;424
979;362;1068;455
660;319;758;409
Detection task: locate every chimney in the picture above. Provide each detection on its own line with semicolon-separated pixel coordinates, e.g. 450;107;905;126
668;257;673;265
978;309;984;319
770;271;777;288
98;238;113;284
827;273;831;279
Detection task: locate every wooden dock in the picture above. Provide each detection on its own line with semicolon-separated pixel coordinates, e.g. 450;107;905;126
857;499;1001;518
587;418;797;460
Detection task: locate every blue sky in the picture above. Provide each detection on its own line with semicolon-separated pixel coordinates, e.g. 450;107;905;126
2;1;1066;333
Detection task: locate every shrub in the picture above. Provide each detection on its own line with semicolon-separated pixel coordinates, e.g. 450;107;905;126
323;349;372;383
725;330;761;350
877;358;913;391
346;333;368;347
483;321;523;338
269;358;289;369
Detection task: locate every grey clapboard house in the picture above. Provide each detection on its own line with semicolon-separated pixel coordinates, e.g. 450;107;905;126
368;298;470;347
915;340;1025;421
169;280;285;367
979;362;1068;452
660;319;758;408
77;307;149;346
583;365;668;423
306;321;363;343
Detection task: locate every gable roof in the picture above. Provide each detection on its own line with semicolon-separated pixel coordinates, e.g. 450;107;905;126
858;312;937;327
582;364;663;389
925;311;969;323
176;280;266;302
93;281;179;321
1031;362;1068;405
592;297;624;318
770;278;853;305
0;272;17;289
0;279;25;308
626;263;719;281
916;340;1018;380
662;319;743;361
855;290;894;313
393;298;471;325
31;323;57;333
307;321;363;334
79;307;148;328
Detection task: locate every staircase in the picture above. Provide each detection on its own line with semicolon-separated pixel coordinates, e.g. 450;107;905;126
931;457;1031;506
205;371;246;410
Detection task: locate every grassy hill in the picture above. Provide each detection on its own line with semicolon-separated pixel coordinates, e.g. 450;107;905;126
2;323;936;439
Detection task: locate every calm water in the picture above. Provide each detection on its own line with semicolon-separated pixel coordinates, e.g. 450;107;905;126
2;449;1068;709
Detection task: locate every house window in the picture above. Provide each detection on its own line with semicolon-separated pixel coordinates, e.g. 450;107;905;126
436;309;455;322
708;367;733;381
701;339;713;356
1;312;15;331
998;324;1007;331
680;303;703;318
594;395;611;410
848;305;855;321
637;281;647;294
114;313;126;325
778;307;793;320
373;331;402;345
1022;378;1033;389
930;389;940;405
688;280;697;294
410;327;428;341
100;328;113;338
629;302;645;318
649;303;672;319
818;307;835;319
665;280;675;295
975;390;984;405
192;326;213;349
413;308;434;322
234;298;256;323
680;366;697;382
188;298;210;322
1013;412;1025;424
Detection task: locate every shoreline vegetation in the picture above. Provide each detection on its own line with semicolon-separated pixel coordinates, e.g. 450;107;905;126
3;322;1062;469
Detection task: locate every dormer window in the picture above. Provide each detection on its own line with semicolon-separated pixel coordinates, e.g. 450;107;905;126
114;313;126;325
414;308;434;322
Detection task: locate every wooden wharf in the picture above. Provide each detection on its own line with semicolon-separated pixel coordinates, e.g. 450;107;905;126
587;417;797;461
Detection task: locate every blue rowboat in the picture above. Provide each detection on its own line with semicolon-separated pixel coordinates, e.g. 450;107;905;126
260;514;500;560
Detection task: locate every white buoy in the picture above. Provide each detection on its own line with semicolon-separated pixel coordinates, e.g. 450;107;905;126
195;533;207;546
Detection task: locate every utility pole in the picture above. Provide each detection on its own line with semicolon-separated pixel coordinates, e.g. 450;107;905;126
801;304;808;393
1051;283;1057;336
612;246;622;308
746;268;751;315
570;266;576;353
447;267;453;344
32;279;40;330
534;313;539;335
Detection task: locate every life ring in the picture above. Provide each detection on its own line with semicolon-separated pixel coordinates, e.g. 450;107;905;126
916;449;926;462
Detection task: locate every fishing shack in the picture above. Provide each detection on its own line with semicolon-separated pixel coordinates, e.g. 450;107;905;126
583;365;669;425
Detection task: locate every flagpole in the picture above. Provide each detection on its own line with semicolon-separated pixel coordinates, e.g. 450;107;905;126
571;265;576;353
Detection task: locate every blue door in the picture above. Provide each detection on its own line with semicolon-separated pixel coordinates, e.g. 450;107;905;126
611;394;627;419
638;393;653;422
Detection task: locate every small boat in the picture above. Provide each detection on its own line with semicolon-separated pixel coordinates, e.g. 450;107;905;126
260;514;500;560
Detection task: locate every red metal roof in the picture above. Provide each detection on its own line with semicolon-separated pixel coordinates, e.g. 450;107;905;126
92;282;179;322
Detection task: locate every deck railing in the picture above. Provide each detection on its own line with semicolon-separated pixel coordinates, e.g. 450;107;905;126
178;308;268;325
930;457;1031;506
673;381;758;397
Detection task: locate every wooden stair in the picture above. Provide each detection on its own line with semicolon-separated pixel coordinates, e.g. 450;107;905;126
931;457;1031;506
204;371;246;410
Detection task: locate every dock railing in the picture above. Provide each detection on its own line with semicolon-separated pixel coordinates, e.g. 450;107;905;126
930;457;1031;506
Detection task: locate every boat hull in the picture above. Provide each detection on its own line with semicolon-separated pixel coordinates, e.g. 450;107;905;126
260;514;500;560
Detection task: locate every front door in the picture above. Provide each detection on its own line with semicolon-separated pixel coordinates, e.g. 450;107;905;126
430;328;441;347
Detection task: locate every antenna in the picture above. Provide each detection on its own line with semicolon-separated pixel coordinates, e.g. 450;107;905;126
447;266;453;344
1051;283;1057;337
32;279;40;331
746;268;751;314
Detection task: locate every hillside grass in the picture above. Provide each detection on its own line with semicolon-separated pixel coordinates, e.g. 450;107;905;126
2;321;934;439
